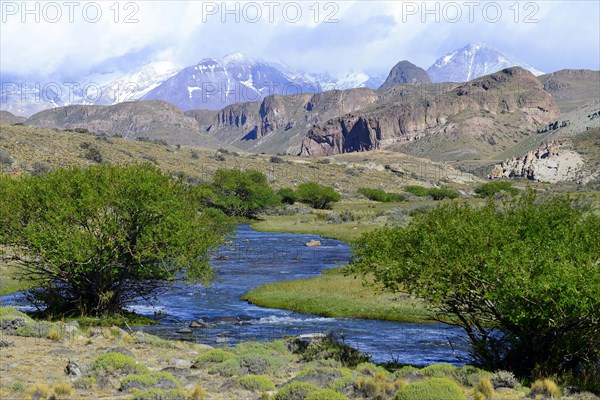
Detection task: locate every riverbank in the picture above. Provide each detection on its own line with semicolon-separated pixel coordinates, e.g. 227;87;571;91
243;268;438;323
1;307;580;400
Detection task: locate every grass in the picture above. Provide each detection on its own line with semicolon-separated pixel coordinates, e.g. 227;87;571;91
242;267;437;323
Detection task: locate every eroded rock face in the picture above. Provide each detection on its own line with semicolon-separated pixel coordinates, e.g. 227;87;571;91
300;68;560;157
489;140;584;183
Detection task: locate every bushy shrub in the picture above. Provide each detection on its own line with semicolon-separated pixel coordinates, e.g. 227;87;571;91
90;352;148;376
297;182;341;209
530;379;561;398
427;187;459;200
273;382;320;400
290;333;370;368
490;370;518;389
278;188;298;205
404;185;429;197
270;155;286;164
475;181;519;197
208;358;243;377
355;373;405;398
131;389;188;400
421;363;457;378
52;381;73;396
306;388;348;400
358;188;405;202
194;349;236;364
393;378;466;400
120;372;179;392
80;142;103;163
26;383;51;399
0;149;14;167
237;375;276;392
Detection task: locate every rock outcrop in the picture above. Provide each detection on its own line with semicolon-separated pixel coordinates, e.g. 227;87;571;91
488;140;583;183
379;61;432;88
300;68;560;157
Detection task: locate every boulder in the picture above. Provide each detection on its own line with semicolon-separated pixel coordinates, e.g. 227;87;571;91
305;240;321;247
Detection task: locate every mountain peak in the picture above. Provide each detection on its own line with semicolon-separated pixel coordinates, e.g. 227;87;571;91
222;52;253;64
427;43;543;83
379;60;431;88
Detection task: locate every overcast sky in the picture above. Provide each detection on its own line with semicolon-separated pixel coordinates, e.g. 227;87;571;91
1;0;598;79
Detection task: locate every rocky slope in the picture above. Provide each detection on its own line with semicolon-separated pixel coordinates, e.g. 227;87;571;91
24;100;227;147
300;68;559;159
379;61;432;88
538;69;600;113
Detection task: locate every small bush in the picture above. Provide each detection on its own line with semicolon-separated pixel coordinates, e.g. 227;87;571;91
194;349;236;364
90;352;148;376
421;363;457;378
237;375;276;392
47;328;63;341
316;158;331;164
358;188;405;202
427;187;459;200
474;377;494;399
239;352;286;375
490;370;518;389
11;382;26;393
394;378;466;400
278;188;298;205
73;376;96;390
297;182;341;209
80;142;103;163
131;389;188;400
475;181;519;197
273;382;320;400
404;185;429;197
0;149;14;166
191;150;200;159
208;358;243;377
355;374;405;398
120;372;179;392
290;333;370;368
530;378;561;398
306;388;348;400
270;155;286;164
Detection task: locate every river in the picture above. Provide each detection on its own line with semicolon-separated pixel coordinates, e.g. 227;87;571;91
2;225;468;365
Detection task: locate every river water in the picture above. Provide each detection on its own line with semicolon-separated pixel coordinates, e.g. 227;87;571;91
2;225;468;365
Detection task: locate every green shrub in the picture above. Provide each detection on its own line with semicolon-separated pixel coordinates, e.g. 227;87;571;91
355;374;404;398
194;349;236;364
475;181;519;197
305;388;349;400
120;372;179;392
208;358;243;377
297;182;341;209
394;378;466;400
273;382;320;400
237;375;276;392
427;187;459;200
131;388;188;400
90;352;148;376
295;367;348;388
277;188;298;205
239;352;286;375
421;363;457;378
404;185;429;197
290;333;370;368
11;382;26;393
453;365;489;386
358;188;405;202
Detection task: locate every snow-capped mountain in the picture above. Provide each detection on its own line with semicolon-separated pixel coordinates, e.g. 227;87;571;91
427;43;544;83
90;61;181;105
142;53;321;111
303;71;386;91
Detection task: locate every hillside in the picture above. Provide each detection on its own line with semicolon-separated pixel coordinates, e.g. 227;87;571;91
538;69;600;113
0;123;480;193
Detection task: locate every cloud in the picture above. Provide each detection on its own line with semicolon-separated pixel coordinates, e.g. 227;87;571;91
0;0;597;80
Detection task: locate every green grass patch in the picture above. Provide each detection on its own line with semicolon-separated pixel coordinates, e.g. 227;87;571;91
242;268;436;323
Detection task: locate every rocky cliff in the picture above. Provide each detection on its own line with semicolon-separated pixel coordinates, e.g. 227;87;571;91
300;68;560;158
489;140;584;183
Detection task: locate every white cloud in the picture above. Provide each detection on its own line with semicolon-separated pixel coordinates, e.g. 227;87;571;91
0;0;597;79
